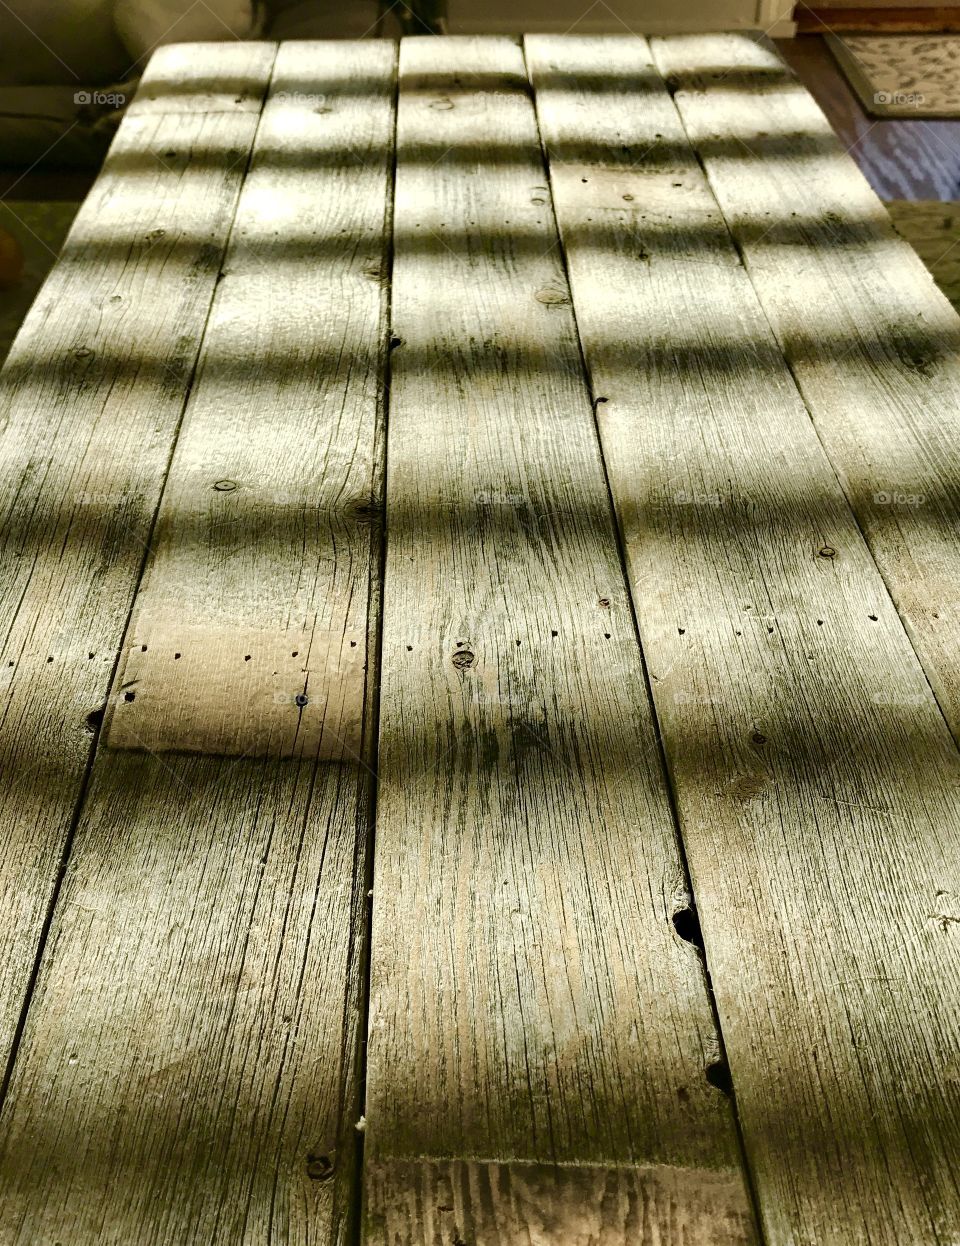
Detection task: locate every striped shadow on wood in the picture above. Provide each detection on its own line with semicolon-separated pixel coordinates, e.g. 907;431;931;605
653;32;960;754
0;43;274;1094
528;31;960;1246
0;41;395;1244
363;34;755;1246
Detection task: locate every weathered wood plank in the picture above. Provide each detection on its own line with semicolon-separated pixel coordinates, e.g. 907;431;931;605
366;1158;752;1245
128;41;278;115
528;32;960;1246
363;35;754;1245
652;31;960;749
0;50;274;1084
0;40;395;1244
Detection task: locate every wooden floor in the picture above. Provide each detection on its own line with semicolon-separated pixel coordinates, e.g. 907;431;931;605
777;33;960;199
0;32;959;1246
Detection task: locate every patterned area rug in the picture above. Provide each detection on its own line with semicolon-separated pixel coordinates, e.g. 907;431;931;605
827;34;960;118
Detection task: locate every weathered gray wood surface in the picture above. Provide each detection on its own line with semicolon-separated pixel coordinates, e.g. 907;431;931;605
364;35;754;1245
1;31;956;1246
529;32;960;1246
653;32;960;750
0;41;395;1245
366;1158;755;1245
0;45;273;1087
128;40;278;115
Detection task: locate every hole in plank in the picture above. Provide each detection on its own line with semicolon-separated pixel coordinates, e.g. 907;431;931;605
706;1059;734;1097
671;902;704;952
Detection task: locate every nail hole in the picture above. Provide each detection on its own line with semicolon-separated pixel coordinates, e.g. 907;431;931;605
123;691;135;703
295;693;309;707
705;1059;733;1097
672;903;703;951
305;1152;334;1181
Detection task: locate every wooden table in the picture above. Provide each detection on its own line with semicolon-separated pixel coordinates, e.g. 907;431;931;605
0;32;958;1246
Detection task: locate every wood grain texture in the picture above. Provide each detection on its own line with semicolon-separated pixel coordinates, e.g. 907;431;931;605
884;198;960;310
364;34;754;1246
0;55;273;1082
367;1158;751;1245
0;40;395;1245
652;33;960;757
128;41;278;115
105;622;365;759
529;31;960;1246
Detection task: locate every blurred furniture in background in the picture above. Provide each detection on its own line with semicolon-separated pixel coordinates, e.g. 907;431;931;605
0;0;263;168
0;0;796;175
